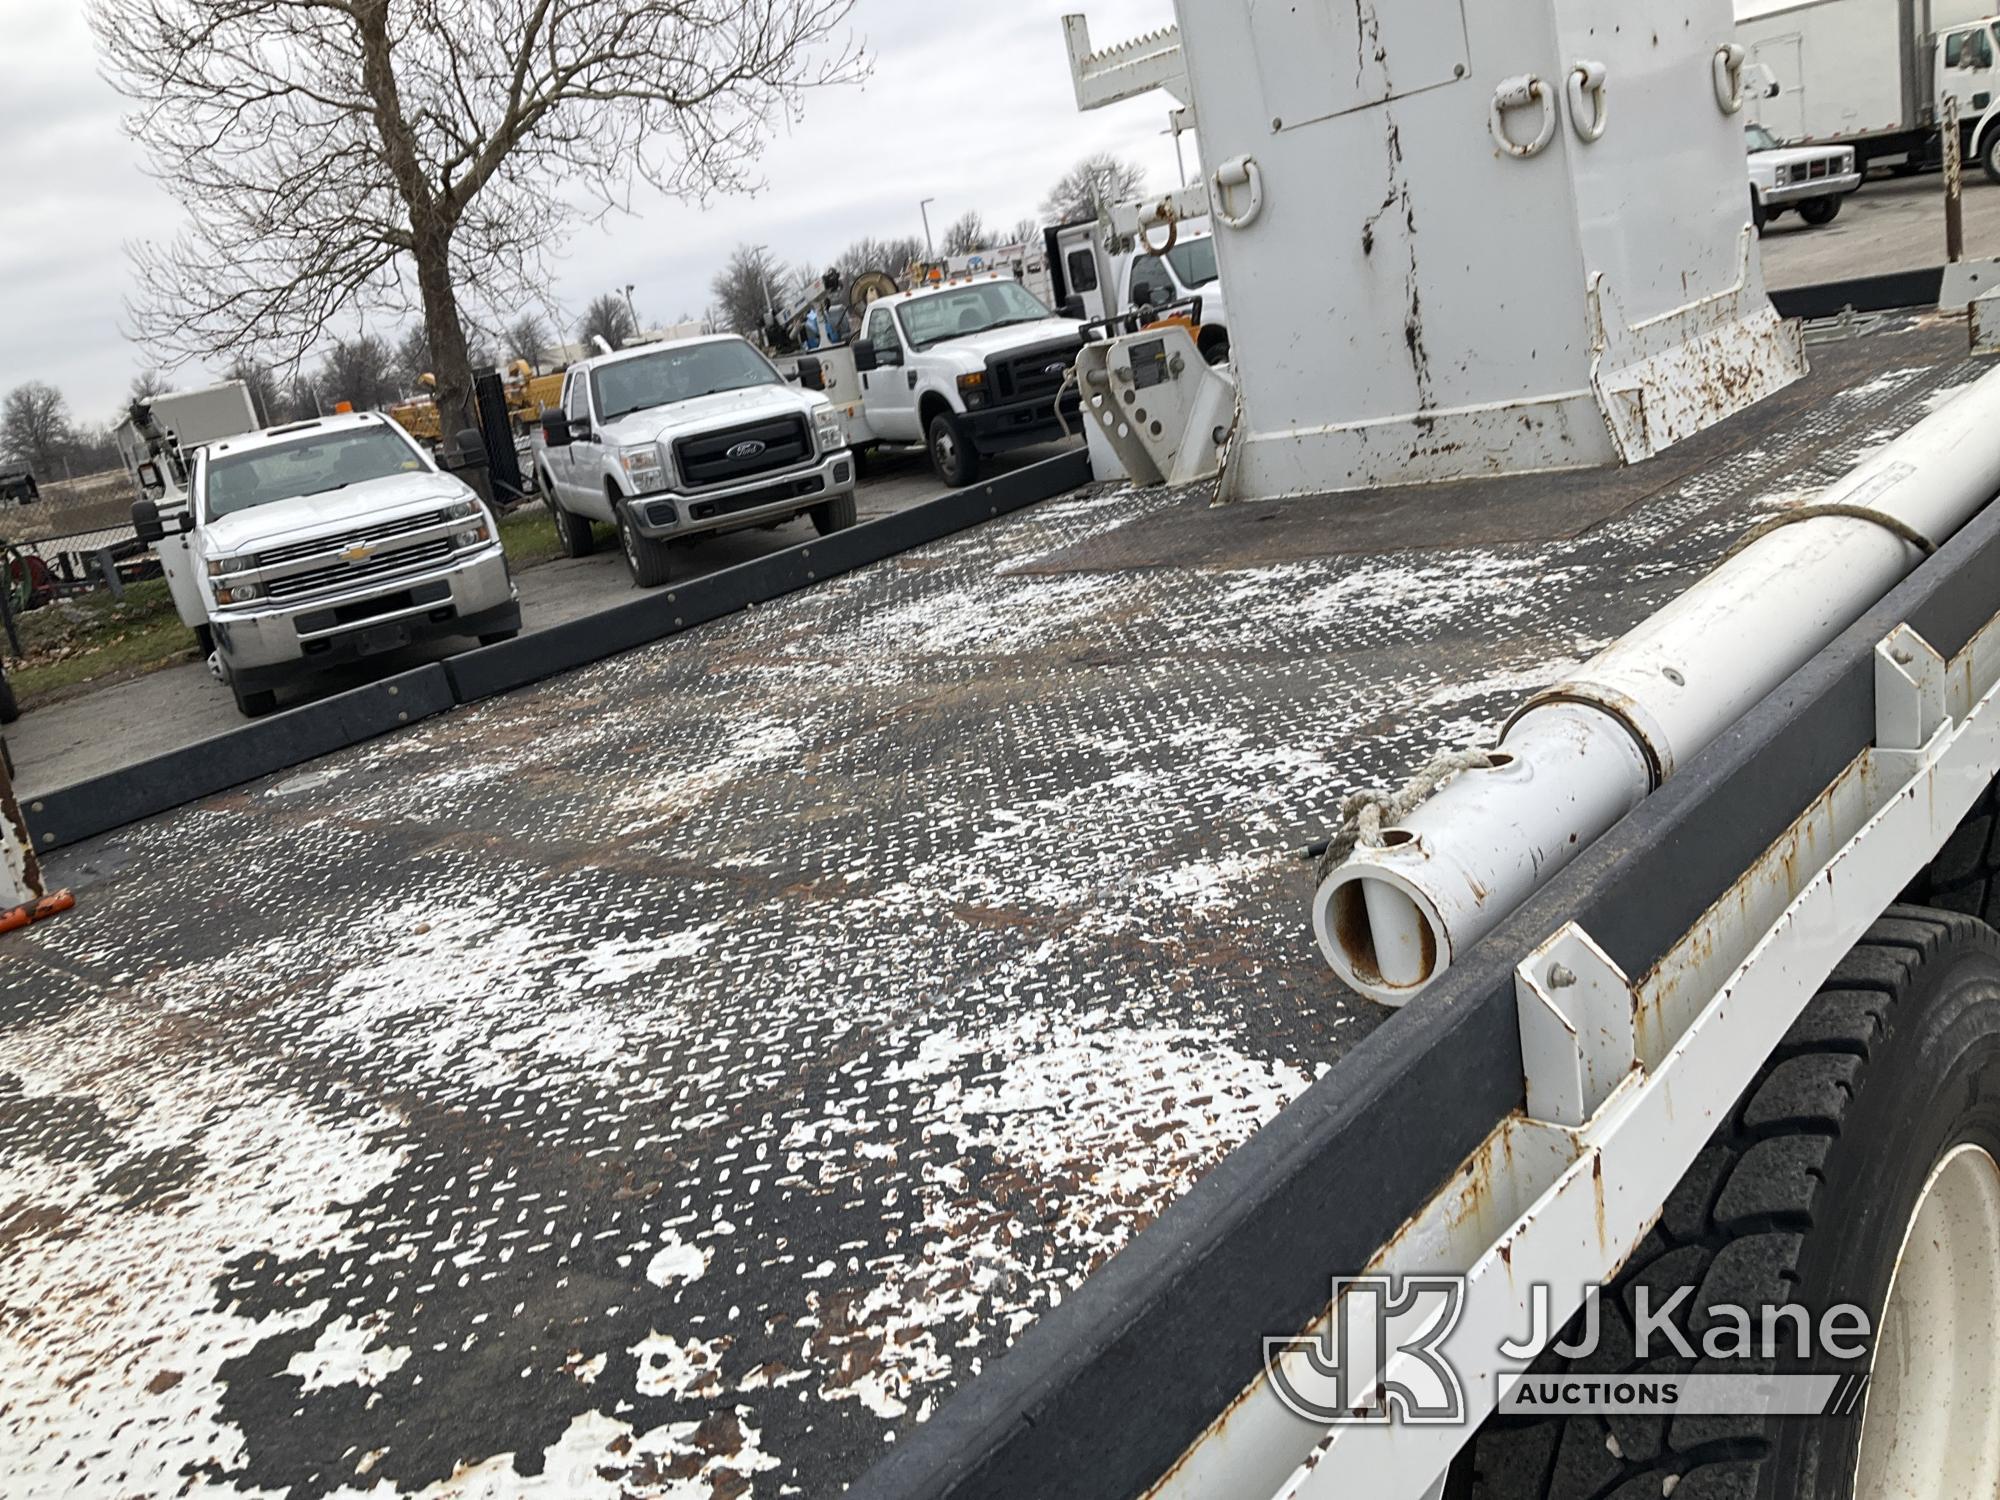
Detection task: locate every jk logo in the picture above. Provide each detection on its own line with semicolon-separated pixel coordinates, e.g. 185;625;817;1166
1265;1277;1468;1425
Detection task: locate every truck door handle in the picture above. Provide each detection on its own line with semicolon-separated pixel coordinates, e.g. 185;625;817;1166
907;372;918;390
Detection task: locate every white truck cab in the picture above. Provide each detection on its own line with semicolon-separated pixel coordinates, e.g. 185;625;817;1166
1746;121;1861;229
133;412;518;718
1048;218;1230;366
532;334;857;589
841;275;1086;486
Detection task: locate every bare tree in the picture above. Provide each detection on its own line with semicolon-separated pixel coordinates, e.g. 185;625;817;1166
506;315;551;372
711;246;783;334
834;235;924;284
1;384;75;472
1042;153;1148;222
580;295;638;353
394;326;434;393
91;0;864;442
940;211;988;257
1003;217;1042;248
319;335;400;412
224;357;280;426
129;369;173;405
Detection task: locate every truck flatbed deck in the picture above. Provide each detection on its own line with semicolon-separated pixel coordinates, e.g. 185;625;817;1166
0;316;1984;1498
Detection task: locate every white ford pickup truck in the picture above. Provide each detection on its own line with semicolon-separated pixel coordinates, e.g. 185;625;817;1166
131;411;519;718
532;335;857;589
790;274;1087;488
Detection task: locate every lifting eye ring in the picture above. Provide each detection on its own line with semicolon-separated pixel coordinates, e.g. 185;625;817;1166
1212;155;1265;230
1715;43;1748;116
1491;75;1558;159
1568;60;1609;143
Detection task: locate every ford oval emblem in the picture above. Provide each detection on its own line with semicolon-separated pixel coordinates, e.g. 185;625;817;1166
727;440;767;459
1044;361;1068;376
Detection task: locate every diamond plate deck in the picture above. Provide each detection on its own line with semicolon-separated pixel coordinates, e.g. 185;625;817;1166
0;319;1985;1498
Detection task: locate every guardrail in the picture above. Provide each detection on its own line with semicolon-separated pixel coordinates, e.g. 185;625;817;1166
16;448;1092;854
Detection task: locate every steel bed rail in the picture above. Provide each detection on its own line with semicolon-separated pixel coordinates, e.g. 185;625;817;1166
849;490;2000;1500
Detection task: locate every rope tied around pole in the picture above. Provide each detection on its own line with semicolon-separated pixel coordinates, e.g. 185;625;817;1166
1312;748;1497;882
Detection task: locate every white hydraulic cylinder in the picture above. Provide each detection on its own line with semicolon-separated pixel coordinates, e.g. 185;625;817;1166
1318;365;2000;1006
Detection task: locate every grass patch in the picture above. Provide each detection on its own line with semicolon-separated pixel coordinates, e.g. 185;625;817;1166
6;577;198;706
498;504;565;570
1;507;565;709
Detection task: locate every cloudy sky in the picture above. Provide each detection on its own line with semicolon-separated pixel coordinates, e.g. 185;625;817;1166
0;0;1183;427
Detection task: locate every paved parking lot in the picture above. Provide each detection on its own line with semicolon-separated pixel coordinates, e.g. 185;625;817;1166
3;441;1073;799
1760;169;2000;287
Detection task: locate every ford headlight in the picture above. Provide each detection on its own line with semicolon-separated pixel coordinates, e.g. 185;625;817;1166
619;444;668;492
812;403;847;451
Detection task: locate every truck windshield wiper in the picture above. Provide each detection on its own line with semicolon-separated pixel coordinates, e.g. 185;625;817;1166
301;481;351;496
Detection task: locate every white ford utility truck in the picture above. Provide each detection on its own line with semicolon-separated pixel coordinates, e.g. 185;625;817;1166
532;333;857;589
838;274;1086;486
1746;121;1861;229
131;411;518;719
1047;216;1231;365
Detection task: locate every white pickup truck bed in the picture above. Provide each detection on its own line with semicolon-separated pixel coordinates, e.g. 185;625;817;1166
0;317;1982;1498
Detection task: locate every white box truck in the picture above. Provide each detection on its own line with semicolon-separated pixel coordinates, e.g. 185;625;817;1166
1739;0;2000;175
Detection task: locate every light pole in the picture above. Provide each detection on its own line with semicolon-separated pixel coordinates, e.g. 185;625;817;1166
749;244;778;325
920;197;937;257
622;283;640;335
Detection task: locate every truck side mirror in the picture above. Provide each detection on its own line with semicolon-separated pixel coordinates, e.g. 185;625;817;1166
450;428;487;469
540;410;573;447
131;499;166;545
1132;281;1156;311
1060;295;1087;320
853;342;878;373
797;358;824;391
135;460;166;499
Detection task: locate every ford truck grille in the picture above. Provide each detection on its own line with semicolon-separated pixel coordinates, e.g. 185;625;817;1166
674;415;811;488
989;340;1083;405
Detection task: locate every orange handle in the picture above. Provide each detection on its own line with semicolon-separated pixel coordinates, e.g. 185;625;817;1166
0;889;75;935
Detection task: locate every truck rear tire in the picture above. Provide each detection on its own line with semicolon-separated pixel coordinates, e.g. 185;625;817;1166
1983;130;2000;187
928;410;982;488
1460;905;2000;1500
0;671;18;725
614;504;673;589
811;492;858;536
546;479;595;558
1750;186;1768;235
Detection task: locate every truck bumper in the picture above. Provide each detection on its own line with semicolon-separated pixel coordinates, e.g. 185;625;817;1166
624;449;856;542
213;545;518;691
965;392;1084;454
1764;170;1863;205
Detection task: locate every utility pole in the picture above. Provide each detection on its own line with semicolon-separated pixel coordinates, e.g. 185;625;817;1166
920;197;937;256
623;284;641;334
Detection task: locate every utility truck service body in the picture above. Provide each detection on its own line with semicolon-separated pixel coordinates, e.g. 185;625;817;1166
533;334;857;588
117;380;263;643
14;3;2000;1500
1739;0;2000;174
1047;215;1231;364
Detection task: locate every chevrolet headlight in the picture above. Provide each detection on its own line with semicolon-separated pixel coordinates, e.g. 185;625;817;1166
619;444;668;492
206;553;258;577
445;498;483;521
812;403;846;451
214;580;264;605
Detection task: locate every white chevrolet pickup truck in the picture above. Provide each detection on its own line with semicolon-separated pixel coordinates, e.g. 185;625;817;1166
532;334;856;589
131;411;518;718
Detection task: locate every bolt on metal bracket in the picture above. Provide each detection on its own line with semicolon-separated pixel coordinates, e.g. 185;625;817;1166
1516;922;1639;1128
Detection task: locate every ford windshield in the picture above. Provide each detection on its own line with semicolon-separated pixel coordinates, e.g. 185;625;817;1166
592;340;781;422
897;281;1056;351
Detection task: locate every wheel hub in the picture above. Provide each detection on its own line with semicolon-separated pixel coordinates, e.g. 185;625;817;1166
1853;1142;2000;1499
